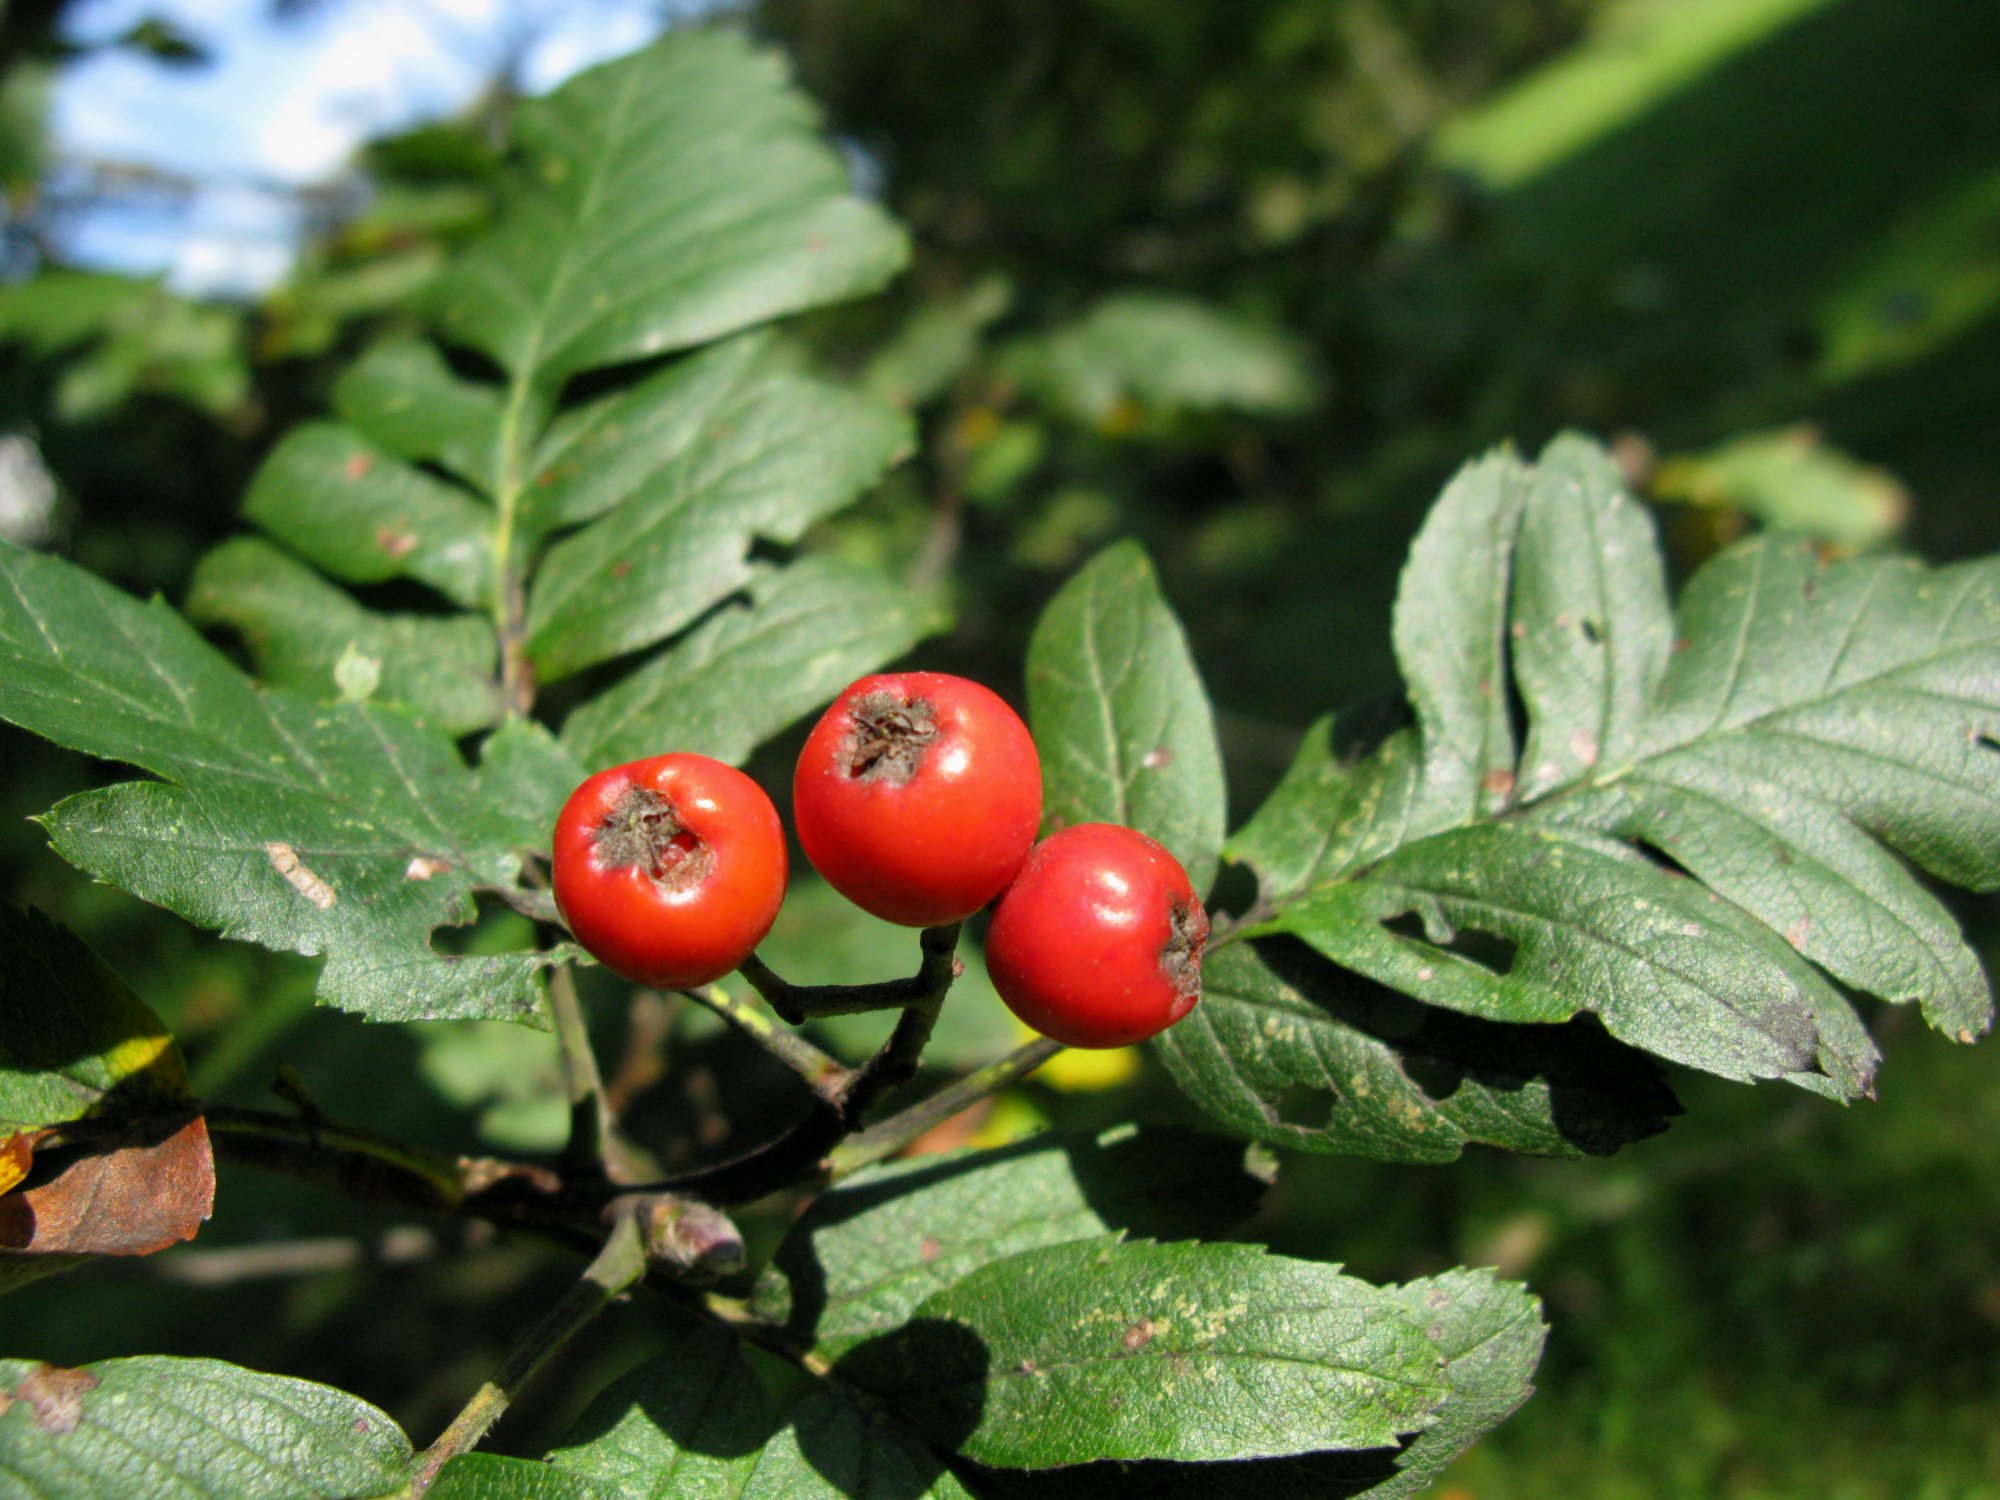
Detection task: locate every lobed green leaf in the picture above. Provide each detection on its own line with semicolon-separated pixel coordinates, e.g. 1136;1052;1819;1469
1227;434;1999;1110
0;541;563;1024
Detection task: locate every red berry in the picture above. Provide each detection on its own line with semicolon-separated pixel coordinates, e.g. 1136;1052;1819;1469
794;672;1042;927
985;823;1208;1049
553;753;786;989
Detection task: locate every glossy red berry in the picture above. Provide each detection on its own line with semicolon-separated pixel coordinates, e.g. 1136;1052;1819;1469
793;671;1042;927
552;753;787;989
985;823;1208;1049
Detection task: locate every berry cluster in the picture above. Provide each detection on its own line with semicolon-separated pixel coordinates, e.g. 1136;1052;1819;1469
551;672;1207;1048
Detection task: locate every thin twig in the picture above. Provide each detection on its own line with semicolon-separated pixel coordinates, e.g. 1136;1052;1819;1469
409;1212;647;1493
657;996;954;1206
827;1036;1063;1178
739;923;963;1022
210;1095;745;1279
683;983;850;1105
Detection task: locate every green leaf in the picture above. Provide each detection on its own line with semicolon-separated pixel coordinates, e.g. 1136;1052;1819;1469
0;272;249;421
863;275;1012;410
1006;293;1316;424
187;538;503;735
425;30;906;390
468;716;587;855
835;1238;1447;1467
1027;542;1226;893
551;1321;972;1499
1235;434;1999;1102
751;1128;1265;1357
0;904;188;1138
561;557;941;771
0;1356;410;1498
243;425;496;611
334;339;507;496
969;1267;1545;1499
1333;1268;1547;1499
549;1320;774;1497
0;541;558;1024
430;1455;617;1500
524;340;909;681
1389;451;1529;834
736;1393;978;1500
1154;940;1677;1162
1652;425;1909;551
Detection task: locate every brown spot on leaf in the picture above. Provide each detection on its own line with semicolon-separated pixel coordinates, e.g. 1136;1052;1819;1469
374;527;417;559
919;1235;941;1262
343;453;374;481
1784;916;1811;951
1141;746;1174;770
609;561;632;580
11;1365;99;1434
1481;769;1516;798
1568;728;1600;768
1424;1286;1452;1311
404;857;446;881
1122;1317;1159;1351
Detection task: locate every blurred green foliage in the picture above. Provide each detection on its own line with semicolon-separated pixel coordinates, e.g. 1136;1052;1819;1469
2;0;1998;1492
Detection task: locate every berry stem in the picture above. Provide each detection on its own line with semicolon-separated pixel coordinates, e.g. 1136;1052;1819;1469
826;1036;1063;1178
738;922;964;1021
651;930;965;1204
682;982;852;1105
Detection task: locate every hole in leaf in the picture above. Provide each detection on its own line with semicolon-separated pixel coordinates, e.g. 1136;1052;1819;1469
1403;1055;1465;1100
1381;911;1519;976
1630;837;1697;881
1579;617;1603;645
430;890;539;957
1976;733;2000;760
1271;1082;1337;1129
1501;662;1530;769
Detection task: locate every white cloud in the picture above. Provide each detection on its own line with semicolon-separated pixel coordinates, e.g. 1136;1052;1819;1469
48;0;716;285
